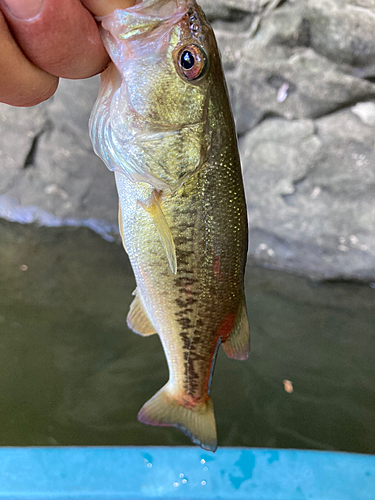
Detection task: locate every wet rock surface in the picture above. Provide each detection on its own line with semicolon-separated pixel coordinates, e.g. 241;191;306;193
1;0;375;280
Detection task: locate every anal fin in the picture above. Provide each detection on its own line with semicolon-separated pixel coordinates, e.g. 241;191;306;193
139;189;177;275
222;304;250;360
127;290;157;337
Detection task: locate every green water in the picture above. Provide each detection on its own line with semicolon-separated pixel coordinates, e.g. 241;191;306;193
0;219;374;453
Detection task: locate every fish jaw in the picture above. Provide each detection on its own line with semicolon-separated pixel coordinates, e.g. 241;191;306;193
99;0;188;62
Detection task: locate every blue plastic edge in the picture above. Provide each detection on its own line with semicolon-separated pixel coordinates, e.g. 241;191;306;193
0;447;374;500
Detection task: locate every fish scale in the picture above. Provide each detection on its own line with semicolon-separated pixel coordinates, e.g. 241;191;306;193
90;0;249;451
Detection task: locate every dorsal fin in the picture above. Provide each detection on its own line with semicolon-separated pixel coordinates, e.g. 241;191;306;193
127;290;157;337
139;189;177;274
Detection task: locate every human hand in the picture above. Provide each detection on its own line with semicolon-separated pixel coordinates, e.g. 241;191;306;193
0;0;135;107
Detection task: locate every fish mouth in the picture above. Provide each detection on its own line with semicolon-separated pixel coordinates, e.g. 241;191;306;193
99;0;188;43
98;1;190;65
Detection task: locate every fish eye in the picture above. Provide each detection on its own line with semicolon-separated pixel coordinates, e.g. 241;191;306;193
178;44;207;81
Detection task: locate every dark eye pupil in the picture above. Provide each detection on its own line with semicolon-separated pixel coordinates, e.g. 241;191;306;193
181;51;195;70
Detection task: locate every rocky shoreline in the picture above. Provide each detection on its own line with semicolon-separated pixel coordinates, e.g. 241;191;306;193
1;0;374;280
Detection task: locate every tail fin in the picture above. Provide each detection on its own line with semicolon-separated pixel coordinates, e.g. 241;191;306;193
138;384;217;452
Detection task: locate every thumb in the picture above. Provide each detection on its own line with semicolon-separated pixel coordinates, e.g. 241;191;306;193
81;0;136;16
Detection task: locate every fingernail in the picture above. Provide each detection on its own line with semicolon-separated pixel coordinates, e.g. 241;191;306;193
1;0;44;20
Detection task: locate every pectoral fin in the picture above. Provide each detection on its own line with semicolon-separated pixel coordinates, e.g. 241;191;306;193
222;304;250;360
127;290;157;337
139;189;177;275
118;202;127;253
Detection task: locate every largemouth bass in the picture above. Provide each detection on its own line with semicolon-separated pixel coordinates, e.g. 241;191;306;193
89;0;249;452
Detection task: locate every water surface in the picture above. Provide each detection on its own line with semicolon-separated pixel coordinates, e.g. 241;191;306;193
0;220;374;453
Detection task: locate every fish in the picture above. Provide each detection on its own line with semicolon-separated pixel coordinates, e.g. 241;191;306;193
89;0;250;452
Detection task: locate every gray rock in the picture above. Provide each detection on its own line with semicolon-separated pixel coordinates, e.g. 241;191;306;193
351;101;375;126
47;77;99;150
224;1;375;134
199;0;259;18
229;47;375;135
0;78;118;226
0;103;49;194
306;0;375;67
242;110;375;280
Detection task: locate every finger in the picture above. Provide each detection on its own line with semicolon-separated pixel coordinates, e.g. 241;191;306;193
0;11;58;106
0;0;110;79
82;0;136;17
